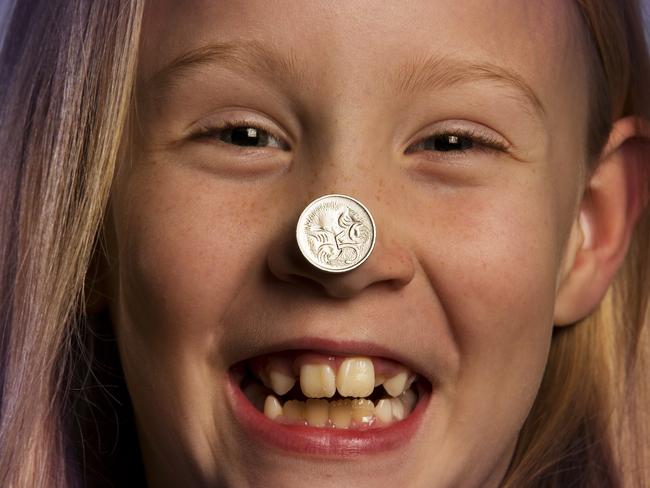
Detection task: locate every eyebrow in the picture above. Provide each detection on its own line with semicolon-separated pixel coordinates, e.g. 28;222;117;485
392;54;546;120
144;40;546;121
143;40;308;98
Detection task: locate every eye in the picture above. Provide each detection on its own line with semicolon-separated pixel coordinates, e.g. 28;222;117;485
424;134;474;151
192;119;290;151
406;128;509;155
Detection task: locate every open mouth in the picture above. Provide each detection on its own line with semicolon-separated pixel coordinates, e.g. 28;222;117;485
232;350;429;430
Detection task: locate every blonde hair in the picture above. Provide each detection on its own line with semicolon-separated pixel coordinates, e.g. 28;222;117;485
504;1;650;486
0;0;647;486
0;0;143;485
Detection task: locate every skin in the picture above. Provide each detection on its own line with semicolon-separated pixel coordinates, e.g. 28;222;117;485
102;1;643;486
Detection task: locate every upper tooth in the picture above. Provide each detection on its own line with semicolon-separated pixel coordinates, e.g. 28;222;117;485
300;363;336;398
383;370;408;397
336;357;375;397
269;369;295;396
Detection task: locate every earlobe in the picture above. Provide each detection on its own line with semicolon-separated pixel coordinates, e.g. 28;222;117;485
554;116;650;326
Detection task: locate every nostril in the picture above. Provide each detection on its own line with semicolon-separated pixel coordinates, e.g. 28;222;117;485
267;238;415;298
266;236;311;283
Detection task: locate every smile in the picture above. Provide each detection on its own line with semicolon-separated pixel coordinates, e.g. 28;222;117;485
228;346;433;456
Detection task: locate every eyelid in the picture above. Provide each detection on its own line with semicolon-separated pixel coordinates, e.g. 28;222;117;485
407;123;511;154
191;117;291;150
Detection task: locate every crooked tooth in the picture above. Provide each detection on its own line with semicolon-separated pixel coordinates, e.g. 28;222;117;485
330;399;352;428
305;399;329;427
351;398;375;425
336;357;375;397
374;374;386;387
300;363;336;398
390;397;405;421
269;369;296;396
383;371;409;397
283;400;306;422
374;398;393;424
264;395;283;420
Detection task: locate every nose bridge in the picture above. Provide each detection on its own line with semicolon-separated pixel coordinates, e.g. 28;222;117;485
300;110;391;203
293;96;405;247
299;59;391;187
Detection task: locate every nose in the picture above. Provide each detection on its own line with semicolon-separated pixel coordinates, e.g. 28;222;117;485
267;201;415;299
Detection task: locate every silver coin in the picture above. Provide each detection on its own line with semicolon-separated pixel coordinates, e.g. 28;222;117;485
296;194;376;273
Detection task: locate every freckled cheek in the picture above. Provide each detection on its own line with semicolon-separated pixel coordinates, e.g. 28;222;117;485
112;172;272;352
413;192;562;444
418;192;561;359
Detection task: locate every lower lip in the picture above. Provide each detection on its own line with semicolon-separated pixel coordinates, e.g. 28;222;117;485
226;374;431;457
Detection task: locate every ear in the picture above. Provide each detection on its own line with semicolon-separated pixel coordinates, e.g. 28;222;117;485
554;117;650;326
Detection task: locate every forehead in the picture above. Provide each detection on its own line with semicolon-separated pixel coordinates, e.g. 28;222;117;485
138;0;590;167
140;0;585;98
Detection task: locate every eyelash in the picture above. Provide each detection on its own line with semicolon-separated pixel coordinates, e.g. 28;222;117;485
407;127;509;154
193;119;289;150
192;119;509;155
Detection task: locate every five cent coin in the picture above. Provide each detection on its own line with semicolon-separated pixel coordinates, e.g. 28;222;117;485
296;194;376;273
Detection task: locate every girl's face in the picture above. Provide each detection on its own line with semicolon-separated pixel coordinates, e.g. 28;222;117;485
107;1;591;486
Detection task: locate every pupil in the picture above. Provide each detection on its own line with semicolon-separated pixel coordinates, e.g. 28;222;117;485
432;134;473;151
226;127;268;147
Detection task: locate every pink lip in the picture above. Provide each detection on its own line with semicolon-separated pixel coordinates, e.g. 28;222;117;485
226;338;432;457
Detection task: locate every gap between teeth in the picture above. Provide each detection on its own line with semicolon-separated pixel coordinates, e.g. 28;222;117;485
261;356;416;399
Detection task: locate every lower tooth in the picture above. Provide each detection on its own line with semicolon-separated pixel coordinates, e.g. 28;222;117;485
264;394;415;428
351;398;375;425
374;398;393;424
305;399;329;427
401;388;417;414
330;400;352;428
390;397;405;421
284;400;306;423
264;395;283;420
